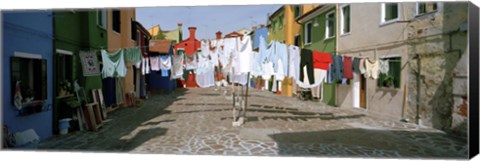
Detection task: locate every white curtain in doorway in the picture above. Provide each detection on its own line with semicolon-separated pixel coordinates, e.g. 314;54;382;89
353;73;360;108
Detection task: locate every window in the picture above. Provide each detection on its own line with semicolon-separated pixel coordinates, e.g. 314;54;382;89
271;20;276;33
341;5;351;35
11;56;48;105
377;57;401;89
417;2;438;15
382;3;399;23
294;5;301;18
131;20;137;40
97;9;107;29
112;10;121;33
294;34;301;46
278;16;283;30
325;11;335;39
304;21;312;45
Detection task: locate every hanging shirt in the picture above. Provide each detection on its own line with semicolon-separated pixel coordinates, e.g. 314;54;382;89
159;55;172;70
331;55;344;81
312;51;333;70
222;37;238;73
272;41;288;78
288;45;301;80
171;53;184;79
235;35;253;74
150;56;161;71
365;59;381;79
101;49;127;78
379;59;389;74
185;54;197;70
359;58;366;74
262;62;274;80
124;47;142;63
343;56;354;79
353;57;360;74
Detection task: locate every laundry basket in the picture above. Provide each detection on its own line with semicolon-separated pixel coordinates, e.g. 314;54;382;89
58;118;72;135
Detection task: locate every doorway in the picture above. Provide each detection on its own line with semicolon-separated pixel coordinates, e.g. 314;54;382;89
360;73;367;109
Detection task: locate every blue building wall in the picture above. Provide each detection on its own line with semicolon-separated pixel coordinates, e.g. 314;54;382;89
2;11;54;141
253;27;268;49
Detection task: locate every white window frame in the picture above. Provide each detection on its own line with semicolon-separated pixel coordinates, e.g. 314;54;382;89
325;10;335;39
304;21;312;45
55;49;73;56
380;3;400;25
14;51;42;59
340;5;351;35
416;2;439;16
96;9;107;29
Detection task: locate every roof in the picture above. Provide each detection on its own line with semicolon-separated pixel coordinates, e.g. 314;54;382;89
225;31;243;38
296;5;335;23
268;6;285;20
133;21;152;39
149;40;173;54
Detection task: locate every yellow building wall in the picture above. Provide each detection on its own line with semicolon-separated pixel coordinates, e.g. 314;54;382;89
107;8;137;101
164;29;180;43
285;4;320;46
148;25;161;37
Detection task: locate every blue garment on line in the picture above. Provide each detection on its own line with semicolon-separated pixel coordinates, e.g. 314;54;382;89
161;69;169;77
327;64;333;83
272;41;288;76
332;55;344;81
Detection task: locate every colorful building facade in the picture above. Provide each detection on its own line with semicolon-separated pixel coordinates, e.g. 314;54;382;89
2;11;54;143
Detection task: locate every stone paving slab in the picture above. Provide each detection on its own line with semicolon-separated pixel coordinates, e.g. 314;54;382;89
26;87;468;159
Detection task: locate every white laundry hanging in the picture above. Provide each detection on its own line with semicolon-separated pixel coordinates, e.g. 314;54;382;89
235;35;253;75
101;49;127;78
159;55;172;70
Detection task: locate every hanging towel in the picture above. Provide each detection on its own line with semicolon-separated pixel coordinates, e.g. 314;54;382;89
273;41;288;79
101;49;127;78
379;59;390;74
235;35;253;75
79;51;101;76
343;56;354;79
124;47;142;63
312;51;333;70
171;53;184;79
150;56;161;71
185;54;197;70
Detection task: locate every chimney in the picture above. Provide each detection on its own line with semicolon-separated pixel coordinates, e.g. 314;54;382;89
252;26;257;31
188;27;197;40
216;31;222;39
177;22;183;27
260;24;265;28
178;22;183;42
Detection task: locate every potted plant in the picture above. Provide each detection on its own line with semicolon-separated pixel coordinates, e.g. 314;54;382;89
382;75;394;88
59;80;72;96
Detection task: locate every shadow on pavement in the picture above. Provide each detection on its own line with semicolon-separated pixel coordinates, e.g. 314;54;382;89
268;128;468;159
29;88;188;152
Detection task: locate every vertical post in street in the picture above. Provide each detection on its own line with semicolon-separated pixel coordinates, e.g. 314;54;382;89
243;72;250;121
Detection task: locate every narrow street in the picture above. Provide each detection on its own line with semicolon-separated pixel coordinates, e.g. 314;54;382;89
33;87;467;159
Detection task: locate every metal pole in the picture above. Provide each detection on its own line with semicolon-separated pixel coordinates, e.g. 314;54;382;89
244;72;250;120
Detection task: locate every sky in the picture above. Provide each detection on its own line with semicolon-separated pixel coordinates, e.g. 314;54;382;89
136;4;282;40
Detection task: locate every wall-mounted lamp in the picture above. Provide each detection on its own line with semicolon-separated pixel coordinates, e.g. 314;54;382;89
313;17;319;27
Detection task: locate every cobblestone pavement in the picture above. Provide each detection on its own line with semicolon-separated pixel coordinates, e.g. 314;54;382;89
30;87;468;159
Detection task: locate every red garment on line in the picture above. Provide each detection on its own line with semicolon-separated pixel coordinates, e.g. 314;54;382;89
312;51;333;70
343;56;353;79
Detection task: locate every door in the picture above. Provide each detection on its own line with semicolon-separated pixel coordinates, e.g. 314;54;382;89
360;73;367;109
